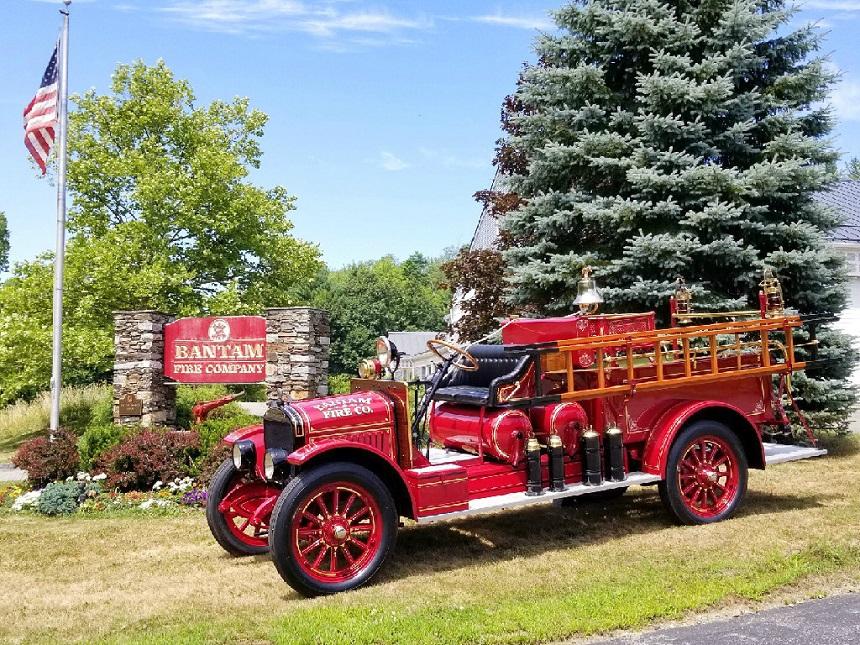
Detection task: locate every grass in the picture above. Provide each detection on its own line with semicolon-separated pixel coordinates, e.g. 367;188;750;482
0;384;112;462
1;436;859;644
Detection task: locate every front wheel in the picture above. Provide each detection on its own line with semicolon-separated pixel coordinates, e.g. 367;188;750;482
658;421;748;525
206;459;281;556
269;462;398;597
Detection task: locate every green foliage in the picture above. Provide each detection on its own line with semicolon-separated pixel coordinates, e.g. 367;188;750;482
78;424;129;470
0;385;111;460
315;253;451;373
493;0;855;431
194;414;258;454
175;384;230;429
37;480;101;516
0;60;321;405
0;211;8;273
327;373;353;395
846;157;860;180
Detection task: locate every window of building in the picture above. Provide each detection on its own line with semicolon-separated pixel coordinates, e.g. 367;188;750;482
845;251;860;278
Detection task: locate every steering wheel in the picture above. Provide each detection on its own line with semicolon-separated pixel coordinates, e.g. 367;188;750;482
426;339;480;372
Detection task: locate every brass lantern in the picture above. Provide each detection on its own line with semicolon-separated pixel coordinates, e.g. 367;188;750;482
573;266;604;315
674;277;693;325
760;268;785;318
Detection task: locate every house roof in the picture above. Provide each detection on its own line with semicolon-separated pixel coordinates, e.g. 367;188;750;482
468;178;860;248
387;331;442;357
816;180;860;243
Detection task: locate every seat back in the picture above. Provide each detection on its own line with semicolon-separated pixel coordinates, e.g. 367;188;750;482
440;344;528;389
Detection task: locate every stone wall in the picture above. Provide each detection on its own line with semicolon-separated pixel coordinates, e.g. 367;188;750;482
265;308;331;402
113;311;176;426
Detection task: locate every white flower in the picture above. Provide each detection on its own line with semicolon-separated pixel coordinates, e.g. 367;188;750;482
12;490;42;511
76;472;91;482
152;480;163;491
140;498;174;510
65;476;73;482
92;473;107;482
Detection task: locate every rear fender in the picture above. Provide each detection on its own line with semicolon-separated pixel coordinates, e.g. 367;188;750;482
642;401;764;477
288;439;417;519
223;424;267;480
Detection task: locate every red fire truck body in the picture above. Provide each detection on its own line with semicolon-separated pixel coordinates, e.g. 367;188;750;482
206;290;826;597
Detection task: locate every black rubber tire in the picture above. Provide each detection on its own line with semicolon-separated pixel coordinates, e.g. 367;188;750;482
206;459;270;557
557;486;627;508
268;462;398;597
658;420;748;525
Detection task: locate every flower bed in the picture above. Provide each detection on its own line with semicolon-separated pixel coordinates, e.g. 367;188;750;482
1;473;208;517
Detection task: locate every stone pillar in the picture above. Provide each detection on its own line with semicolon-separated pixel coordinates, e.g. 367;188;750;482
113;310;176;426
265;308;330;402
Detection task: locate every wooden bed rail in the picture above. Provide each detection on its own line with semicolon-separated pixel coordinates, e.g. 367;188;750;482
533;315;804;403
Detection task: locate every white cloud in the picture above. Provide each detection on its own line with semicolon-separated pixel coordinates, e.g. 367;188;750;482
160;1;431;42
379;151;409;171
832;80;860;121
418;147;485;170
471;12;553;31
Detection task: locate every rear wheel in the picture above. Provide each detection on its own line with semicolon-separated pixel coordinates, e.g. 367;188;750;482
658;421;747;525
206;459;281;556
269;462;398;597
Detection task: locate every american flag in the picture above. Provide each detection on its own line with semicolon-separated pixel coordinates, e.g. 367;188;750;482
23;44;60;175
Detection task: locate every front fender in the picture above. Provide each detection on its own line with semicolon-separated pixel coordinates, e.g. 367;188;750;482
223;424;267;480
287;437;399;468
641;401;762;477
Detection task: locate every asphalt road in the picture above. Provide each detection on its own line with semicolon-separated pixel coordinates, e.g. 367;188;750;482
592;592;860;645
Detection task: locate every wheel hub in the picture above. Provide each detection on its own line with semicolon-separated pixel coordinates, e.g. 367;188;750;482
321;516;350;546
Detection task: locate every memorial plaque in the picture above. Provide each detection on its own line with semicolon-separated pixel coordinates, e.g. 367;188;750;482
118;393;143;417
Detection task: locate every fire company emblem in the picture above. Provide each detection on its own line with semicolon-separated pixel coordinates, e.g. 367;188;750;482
208;318;231;343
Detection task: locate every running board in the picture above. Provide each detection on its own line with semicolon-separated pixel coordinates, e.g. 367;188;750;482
763;442;827;465
416;472;661;524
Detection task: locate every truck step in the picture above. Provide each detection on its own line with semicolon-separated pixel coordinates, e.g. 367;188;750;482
763;442;827;465
416;472;660;524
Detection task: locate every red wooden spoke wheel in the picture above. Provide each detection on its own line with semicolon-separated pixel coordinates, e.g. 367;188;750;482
290;482;382;584
676;435;740;519
269;462;398;597
659;421;748;525
206;459;281;556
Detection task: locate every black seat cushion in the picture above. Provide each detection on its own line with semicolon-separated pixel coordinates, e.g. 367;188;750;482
434;385;491;406
433;344;530;407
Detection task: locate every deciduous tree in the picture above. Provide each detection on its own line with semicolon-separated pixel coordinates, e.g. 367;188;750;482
0;61;321;405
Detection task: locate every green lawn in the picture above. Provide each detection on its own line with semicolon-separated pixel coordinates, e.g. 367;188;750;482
1;437;859;644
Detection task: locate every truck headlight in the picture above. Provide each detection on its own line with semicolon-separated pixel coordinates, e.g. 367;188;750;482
376;336;394;367
264;448;288;480
232;440;255;471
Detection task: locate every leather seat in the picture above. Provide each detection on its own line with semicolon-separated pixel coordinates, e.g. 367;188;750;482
434;344;531;407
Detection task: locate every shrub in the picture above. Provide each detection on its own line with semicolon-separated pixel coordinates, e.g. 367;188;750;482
96;429;201;491
12;428;80;487
328;373;352;395
37;479;101;515
196;443;231;484
78;423;129;470
195;414;259;453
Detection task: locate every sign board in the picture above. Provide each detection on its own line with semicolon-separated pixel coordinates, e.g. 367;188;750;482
163;316;267;384
117;393;143;417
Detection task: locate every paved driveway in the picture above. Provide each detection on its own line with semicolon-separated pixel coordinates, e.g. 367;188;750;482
591;592;860;645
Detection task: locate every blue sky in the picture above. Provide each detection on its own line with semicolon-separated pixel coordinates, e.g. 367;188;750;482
2;0;860;275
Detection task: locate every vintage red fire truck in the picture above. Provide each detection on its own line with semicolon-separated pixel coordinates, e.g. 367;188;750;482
205;269;826;597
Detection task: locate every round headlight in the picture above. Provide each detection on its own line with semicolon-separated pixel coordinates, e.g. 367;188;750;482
232;443;243;470
376;336;393;367
264;451;275;480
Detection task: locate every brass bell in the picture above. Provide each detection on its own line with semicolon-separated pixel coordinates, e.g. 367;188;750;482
573;266;604;315
760;268;784;318
674;277;693;325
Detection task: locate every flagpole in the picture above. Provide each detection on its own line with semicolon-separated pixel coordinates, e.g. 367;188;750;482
49;0;71;434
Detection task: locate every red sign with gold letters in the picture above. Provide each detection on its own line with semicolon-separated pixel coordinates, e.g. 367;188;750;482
163;316;266;384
